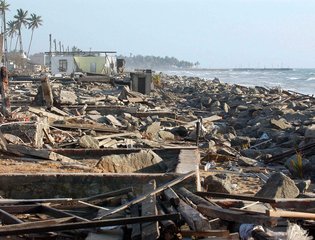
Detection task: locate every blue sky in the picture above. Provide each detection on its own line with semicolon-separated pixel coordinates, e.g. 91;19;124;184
6;0;315;68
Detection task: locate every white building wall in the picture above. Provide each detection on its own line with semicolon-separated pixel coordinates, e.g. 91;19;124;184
50;56;76;75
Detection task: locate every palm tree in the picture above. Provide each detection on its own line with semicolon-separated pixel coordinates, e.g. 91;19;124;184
27;13;42;56
7;20;17;51
0;0;10;64
13;8;28;54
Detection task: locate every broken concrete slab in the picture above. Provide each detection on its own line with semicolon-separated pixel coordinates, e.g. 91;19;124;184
79;135;100;149
203;174;233;194
270;118;292;130
95;149;166;173
158;130;175;141
145;122;161;140
255;172;300;198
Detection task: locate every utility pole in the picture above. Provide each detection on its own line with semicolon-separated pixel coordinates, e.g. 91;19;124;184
49;34;52;53
53;39;57;52
0;67;11;117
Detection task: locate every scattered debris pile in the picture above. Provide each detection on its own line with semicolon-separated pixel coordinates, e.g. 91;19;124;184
0;70;314;239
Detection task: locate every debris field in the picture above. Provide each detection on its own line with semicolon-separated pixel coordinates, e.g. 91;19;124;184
0;70;315;239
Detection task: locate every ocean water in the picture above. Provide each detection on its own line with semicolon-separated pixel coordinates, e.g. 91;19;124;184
163;68;315;95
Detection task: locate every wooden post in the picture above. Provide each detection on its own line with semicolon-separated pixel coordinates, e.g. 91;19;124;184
196;121;200;146
41;77;53;109
0;67;11;117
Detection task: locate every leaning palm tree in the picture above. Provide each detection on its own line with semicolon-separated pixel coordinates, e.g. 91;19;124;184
7;20;17;51
27;13;42;56
13;8;28;54
0;0;10;64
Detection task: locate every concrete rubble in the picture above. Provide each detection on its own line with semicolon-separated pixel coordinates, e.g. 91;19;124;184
0;72;315;239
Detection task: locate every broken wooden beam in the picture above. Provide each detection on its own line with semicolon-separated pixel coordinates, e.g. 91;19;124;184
157;204;178;239
130;203;141;240
141;180;160;239
267;209;315;220
163;188;180;207
177;199;211;231
0;214;180;236
0;209;23;225
196;191;277;203
196;191;315;210
95;171;196;219
52;123;120;133
197;205;279;227
6;144;82;165
28;106;65;121
80;187;133;204
180;229;230;238
178;187;219;207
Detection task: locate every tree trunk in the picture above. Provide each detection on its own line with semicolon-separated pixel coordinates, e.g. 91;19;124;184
27;29;34;57
18;28;23;53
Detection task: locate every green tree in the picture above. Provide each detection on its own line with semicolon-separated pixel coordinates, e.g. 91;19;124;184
27;13;42;56
13;8;28;54
7;20;17;51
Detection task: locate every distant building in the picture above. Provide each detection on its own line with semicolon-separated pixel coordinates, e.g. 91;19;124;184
45;51;117;76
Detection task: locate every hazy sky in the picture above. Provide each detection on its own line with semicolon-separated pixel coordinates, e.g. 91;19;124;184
6;0;315;68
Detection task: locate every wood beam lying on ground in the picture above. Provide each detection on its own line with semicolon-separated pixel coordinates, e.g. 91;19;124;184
180;230;230;238
141;180;160;240
95;171;196;219
177;199;211;231
196;191;315;210
0;214;180;236
197;205;279;227
267;209;315;220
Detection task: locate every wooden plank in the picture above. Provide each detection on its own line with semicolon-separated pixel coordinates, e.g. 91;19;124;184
178;187;220;207
267;209;315;220
141;180;160;240
50;106;69;116
52;123;120;133
0;198;72;205
6;144;83;165
177;199;210;231
80;187;133;204
180;230;230;238
28;106;64;121
197;205;279;227
0;209;23;224
163;188;180;207
0;214;180;236
130;204;141;240
177;187;222;228
157;204;178;238
95;171;196;219
175;149;200;174
0;205;41;214
41;205;89;222
196;191;277;203
197;191;315;210
94;132;137;140
77;200;109;211
175;149;201;191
